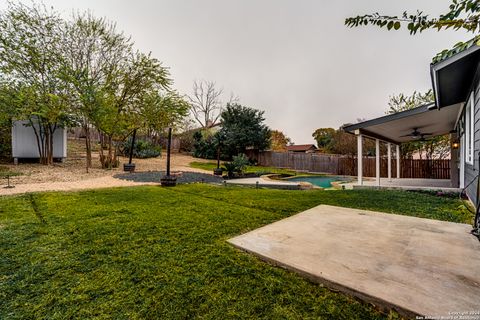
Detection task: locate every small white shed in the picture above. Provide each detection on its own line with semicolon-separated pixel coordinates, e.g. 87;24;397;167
12;120;67;163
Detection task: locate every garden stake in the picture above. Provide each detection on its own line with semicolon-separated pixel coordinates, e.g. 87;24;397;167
123;128;137;172
129;128;137;165
4;174;15;189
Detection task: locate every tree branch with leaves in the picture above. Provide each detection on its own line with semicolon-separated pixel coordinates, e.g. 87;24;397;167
0;1;71;164
345;0;480;62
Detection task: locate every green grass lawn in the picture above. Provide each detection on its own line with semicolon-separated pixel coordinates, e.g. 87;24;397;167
190;161;298;175
0;185;472;319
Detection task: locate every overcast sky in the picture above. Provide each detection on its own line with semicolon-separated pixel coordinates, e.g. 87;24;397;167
1;0;470;144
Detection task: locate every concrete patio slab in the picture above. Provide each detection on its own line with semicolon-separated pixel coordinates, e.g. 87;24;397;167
228;205;480;318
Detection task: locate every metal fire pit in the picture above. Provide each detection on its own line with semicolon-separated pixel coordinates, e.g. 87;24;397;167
123;163;136;172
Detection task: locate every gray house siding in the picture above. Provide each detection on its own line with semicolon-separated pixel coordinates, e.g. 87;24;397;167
464;62;480;207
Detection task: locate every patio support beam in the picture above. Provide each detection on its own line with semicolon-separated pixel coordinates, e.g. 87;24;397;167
387;143;392;182
356;128;398;145
396;145;400;178
356;132;363;186
375;139;380;187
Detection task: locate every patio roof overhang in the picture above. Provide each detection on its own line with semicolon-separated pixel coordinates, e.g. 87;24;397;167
431;44;480;108
343;102;462;144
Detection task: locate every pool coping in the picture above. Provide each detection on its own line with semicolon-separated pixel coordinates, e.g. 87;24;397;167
267;174;353;189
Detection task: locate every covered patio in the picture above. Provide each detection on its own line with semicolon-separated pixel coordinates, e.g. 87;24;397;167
343;103;462;190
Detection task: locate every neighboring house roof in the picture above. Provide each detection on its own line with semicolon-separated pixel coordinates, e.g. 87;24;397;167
431;37;480;108
286;144;317;152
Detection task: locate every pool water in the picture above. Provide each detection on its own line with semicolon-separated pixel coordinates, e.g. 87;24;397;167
286;176;344;188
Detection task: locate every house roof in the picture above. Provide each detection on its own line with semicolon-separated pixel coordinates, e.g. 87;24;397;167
431;39;480;108
342;37;477;144
343;103;461;144
432;36;480;65
286;144;318;152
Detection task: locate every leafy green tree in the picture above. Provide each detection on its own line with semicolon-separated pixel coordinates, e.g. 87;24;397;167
0;82;20;158
0;2;70;164
312;128;336;152
91;52;172;168
64;11;184;169
218;103;271;158
0;2;185;169
63;12;133;168
345;0;480;62
192;130;217;159
270;130;292;151
312;126;377;156
140;90;189;143
386;90;434;114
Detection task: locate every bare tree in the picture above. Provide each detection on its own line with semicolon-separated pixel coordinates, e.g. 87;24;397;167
188;80;238;128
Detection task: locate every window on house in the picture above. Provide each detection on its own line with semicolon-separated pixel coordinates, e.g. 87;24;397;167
465;92;474;165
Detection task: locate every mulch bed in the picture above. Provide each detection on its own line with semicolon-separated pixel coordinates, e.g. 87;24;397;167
114;171;223;184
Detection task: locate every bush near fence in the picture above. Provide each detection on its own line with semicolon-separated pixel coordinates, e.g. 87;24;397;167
252;151;450;179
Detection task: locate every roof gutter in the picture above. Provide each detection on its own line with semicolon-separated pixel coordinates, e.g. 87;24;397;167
430;64;440;109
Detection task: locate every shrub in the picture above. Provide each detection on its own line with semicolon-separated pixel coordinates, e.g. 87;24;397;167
193;130;217;159
232;153;249;174
177;130;197;152
223;162;237;178
120;138;161;159
223;153;250;178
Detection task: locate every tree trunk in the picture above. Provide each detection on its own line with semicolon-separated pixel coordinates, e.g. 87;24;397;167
99;135;119;169
47;125;55;165
30;119;45;164
84;125;92;169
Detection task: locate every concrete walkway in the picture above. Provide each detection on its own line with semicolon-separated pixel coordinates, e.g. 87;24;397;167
343;178;461;193
225;177;302;189
229;205;480;318
0;176;157;196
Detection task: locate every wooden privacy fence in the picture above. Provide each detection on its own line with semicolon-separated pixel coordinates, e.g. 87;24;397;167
253;151;450;179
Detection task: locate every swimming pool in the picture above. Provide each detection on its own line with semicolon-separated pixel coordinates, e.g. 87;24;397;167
285;176;346;188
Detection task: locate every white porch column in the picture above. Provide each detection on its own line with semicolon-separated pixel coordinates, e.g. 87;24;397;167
387;143;392;182
396;145;400;178
357;134;363;185
375;139;380;186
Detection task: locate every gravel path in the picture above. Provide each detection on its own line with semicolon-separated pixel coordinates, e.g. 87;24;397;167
0;175;157;196
0;149;215;196
114;171;223;184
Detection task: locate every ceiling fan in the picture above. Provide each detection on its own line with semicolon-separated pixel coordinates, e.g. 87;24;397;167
400;128;433;140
